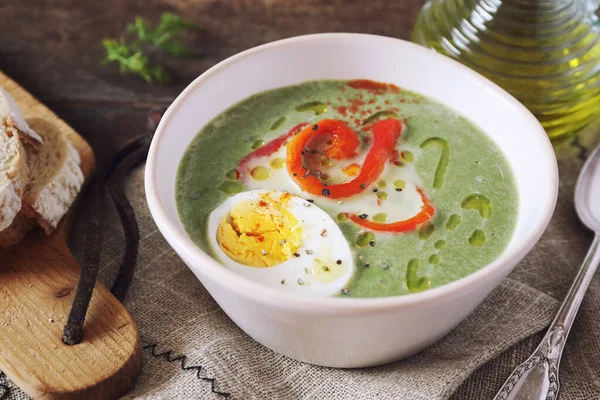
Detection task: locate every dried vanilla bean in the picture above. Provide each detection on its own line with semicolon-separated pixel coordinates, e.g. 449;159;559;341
62;110;160;345
108;142;150;301
62;174;102;345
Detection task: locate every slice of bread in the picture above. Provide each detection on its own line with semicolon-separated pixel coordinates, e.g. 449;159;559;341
20;118;83;233
0;124;28;232
0;87;43;146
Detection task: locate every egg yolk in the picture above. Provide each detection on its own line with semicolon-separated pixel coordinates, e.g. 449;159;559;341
217;193;303;267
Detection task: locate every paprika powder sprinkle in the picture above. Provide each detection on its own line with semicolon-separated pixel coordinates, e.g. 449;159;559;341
348;79;401;94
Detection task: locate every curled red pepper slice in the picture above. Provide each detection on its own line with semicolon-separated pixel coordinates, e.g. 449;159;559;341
345;187;435;233
286;118;402;199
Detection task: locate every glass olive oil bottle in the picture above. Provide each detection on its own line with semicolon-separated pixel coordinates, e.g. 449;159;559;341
412;0;600;139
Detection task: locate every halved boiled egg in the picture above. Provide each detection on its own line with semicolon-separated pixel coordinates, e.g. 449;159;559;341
207;190;354;297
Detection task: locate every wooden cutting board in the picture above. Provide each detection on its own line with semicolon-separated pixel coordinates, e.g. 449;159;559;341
0;71;142;399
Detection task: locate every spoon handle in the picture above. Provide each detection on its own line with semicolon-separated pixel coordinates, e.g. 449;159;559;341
494;234;600;400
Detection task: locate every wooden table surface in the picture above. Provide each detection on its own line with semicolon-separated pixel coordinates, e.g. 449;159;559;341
0;1;428;398
10;2;597;400
0;0;421;169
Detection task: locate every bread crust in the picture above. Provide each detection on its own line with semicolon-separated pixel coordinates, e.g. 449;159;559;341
0;88;43;147
21;119;84;234
0;89;82;247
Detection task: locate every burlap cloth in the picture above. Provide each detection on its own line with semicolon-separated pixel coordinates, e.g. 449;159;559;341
2;120;600;399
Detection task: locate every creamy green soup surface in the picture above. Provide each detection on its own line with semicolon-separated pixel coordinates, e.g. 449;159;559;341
176;79;518;298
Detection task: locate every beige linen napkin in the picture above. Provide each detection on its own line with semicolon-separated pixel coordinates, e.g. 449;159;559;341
3;121;600;399
0;165;562;400
108;167;557;399
111;167;561;400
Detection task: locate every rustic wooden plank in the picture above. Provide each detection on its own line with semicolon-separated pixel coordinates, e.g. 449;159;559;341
0;71;142;399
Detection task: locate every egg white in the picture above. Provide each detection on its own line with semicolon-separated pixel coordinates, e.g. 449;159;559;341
207;190;355;297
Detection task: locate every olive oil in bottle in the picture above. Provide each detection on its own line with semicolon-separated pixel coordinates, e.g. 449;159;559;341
412;0;600;139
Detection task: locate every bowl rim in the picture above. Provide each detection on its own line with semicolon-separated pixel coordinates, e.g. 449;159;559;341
145;32;558;314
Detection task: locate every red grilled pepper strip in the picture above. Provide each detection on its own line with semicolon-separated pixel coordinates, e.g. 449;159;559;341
286;118;402;199
238;123;308;179
345;187;435;233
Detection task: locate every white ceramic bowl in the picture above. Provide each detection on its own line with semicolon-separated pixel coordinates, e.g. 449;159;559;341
145;33;558;368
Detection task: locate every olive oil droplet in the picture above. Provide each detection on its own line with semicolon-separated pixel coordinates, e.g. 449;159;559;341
362;110;398;126
418;223;435;240
406;259;430;293
372;213;388;223
469;230;486;246
461;194;493;218
225;169;239;180
250;166;271;180
434;240;447;250
251;139;264;150
393;179;406;190
296;101;327;115
217;181;243;195
420;137;449;189
270;116;286;131
428;254;440;265
356;232;376;248
376;179;387;188
376;191;389;200
446;214;461;230
270;158;285;169
337;213;348;222
401;151;414;162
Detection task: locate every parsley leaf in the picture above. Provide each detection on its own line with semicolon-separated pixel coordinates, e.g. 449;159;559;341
101;38;170;84
101;13;199;83
127;13;199;57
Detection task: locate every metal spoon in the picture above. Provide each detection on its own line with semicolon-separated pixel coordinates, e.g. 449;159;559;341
494;142;600;400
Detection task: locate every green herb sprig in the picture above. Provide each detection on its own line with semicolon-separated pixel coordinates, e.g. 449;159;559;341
101;39;170;84
127;13;200;57
101;13;199;84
